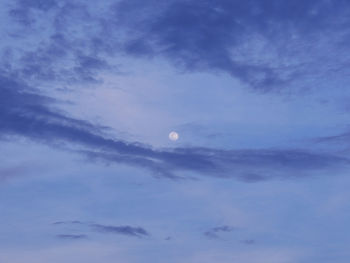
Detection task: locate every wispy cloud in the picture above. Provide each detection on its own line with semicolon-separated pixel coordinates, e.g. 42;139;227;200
56;234;87;240
91;224;149;238
1;1;350;182
53;221;83;225
113;0;350;90
53;221;150;238
1;75;349;181
204;225;235;239
5;0;350;91
241;239;255;245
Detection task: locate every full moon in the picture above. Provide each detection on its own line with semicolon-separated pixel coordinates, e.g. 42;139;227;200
169;131;179;141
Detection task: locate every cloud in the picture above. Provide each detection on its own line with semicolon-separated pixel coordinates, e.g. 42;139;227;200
0;163;43;180
316;131;350;144
53;221;83;225
241;239;256;245
91;224;149;238
113;0;350;90
4;0;114;84
2;0;350;182
82;148;350;180
9;0;58;25
1;74;349;181
5;0;350;92
56;234;87;240
52;221;150;238
204;225;235;239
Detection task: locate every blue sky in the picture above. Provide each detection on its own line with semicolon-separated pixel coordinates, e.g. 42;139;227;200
1;0;350;262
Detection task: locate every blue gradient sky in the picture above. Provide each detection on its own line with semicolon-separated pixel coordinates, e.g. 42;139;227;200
1;0;350;262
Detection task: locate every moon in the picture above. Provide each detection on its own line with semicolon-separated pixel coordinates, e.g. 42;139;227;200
169;131;179;141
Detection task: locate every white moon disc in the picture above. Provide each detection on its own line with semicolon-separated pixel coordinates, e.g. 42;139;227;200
169;131;179;141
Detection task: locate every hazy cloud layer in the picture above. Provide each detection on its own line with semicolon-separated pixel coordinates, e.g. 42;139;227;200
2;0;350;90
1;0;350;182
114;0;350;90
1;74;349;180
1;1;350;262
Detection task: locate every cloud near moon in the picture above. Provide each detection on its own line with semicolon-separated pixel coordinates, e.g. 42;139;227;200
169;131;179;141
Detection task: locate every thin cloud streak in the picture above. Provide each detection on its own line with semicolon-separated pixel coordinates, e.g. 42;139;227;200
56;234;87;240
91;224;149;238
52;221;150;238
204;225;235;239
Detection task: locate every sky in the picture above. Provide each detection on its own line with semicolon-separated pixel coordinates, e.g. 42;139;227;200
1;0;350;262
